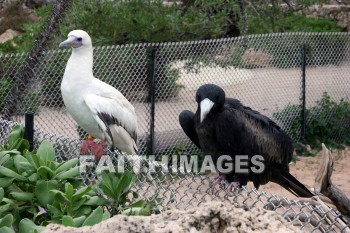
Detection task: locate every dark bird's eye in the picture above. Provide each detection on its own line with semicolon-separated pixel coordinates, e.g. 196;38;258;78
77;37;82;42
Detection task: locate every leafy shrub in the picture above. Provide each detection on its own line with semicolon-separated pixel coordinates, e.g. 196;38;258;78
274;92;350;148
248;12;344;35
0;4;52;54
0;125;152;232
0;2;35;35
60;0;237;45
243;32;349;68
245;11;347;68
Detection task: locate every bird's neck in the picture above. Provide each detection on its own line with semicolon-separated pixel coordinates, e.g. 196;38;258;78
64;48;94;81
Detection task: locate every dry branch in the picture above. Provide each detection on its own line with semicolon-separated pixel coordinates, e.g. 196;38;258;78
314;143;350;218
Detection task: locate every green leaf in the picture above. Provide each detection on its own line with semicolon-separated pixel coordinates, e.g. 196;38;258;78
72;216;86;227
49;190;69;202
64;183;74;200
14;155;33;172
115;172;135;199
0;154;11;166
122;200;151;216
0;226;15;233
36;140;55;163
0;178;14;188
55;166;80;180
72;186;91;202
102;211;111;221
18;218;45;233
0;150;19;158
0;203;11;213
84;196;107;206
82;206;103;226
16;139;30;153
10;192;34;201
25;152;40;170
0;166;27;181
37;166;55;177
100;172;115;198
35;180;60;206
47;161;57;172
71;197;88;212
55;158;78;174
74;206;92;217
0;187;4;201
46;204;62;217
0;213;13;227
7;125;24;148
62;215;74;227
28;173;37;182
2;198;14;206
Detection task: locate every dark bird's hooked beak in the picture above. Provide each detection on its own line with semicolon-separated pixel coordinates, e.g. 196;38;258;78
200;98;214;123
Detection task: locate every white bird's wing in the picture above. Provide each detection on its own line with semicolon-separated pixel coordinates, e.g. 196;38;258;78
83;79;138;154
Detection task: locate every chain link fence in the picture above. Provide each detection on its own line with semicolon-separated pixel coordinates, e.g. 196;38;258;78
1;32;350;232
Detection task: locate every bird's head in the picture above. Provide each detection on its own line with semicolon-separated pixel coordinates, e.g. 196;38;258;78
196;84;225;123
59;30;92;49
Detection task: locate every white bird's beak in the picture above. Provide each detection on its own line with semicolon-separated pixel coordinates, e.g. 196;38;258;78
59;37;74;47
59;36;80;47
200;98;214;123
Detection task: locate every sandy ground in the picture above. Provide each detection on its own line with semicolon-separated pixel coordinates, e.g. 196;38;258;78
256;148;350;199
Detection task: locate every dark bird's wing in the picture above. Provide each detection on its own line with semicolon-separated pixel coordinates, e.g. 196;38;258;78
220;100;293;163
179;110;200;148
215;107;313;197
226;97;280;130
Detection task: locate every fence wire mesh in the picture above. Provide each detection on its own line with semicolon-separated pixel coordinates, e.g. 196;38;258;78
1;32;350;232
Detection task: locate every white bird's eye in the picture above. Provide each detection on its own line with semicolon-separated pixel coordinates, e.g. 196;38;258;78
77;37;82;42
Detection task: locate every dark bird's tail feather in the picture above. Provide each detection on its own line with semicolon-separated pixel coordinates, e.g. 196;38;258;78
271;170;314;198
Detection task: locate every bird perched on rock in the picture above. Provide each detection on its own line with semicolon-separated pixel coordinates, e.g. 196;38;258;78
179;83;313;197
60;29;138;160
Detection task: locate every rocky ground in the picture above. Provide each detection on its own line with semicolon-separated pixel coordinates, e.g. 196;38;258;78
42;202;299;233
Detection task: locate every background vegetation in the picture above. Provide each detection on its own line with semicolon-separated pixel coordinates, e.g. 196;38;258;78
273;93;350;150
0;0;346;54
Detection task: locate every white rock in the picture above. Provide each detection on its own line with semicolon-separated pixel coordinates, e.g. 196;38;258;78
0;29;21;43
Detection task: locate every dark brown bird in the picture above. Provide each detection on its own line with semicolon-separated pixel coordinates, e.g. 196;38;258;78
179;83;313;197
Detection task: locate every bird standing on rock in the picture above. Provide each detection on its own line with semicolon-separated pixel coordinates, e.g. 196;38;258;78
60;30;138;160
179;83;313;198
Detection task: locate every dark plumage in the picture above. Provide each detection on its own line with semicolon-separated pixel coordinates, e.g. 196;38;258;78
179;84;313;197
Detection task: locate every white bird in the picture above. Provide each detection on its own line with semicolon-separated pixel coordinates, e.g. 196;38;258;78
59;29;138;159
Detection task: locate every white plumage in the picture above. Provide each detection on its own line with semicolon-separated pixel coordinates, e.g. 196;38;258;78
60;29;138;155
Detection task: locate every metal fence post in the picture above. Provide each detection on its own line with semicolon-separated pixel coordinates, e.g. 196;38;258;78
301;44;307;141
24;112;34;151
148;46;158;155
